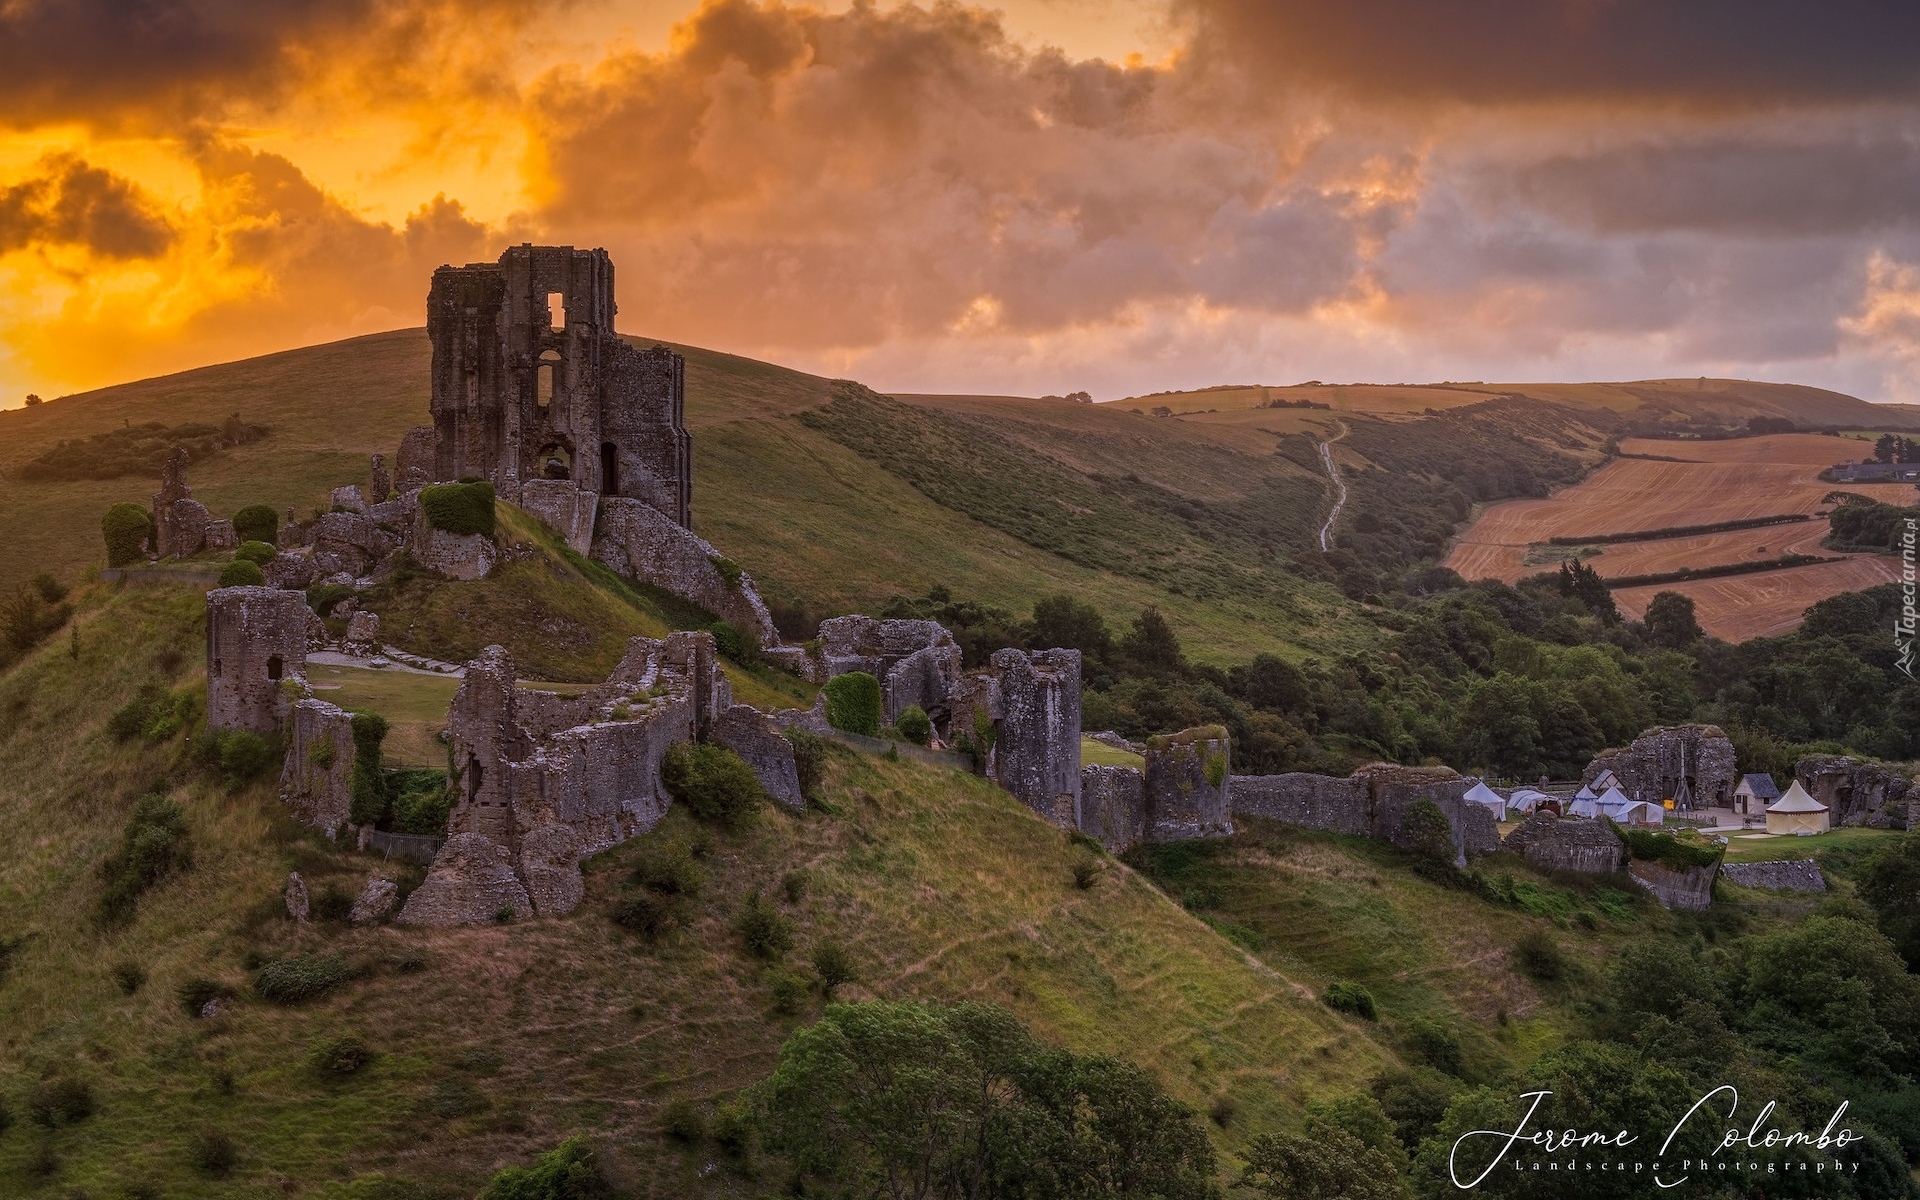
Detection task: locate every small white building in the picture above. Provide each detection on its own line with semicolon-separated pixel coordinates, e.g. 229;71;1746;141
1734;773;1781;815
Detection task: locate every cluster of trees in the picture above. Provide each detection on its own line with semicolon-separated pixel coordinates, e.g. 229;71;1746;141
1828;495;1919;553
1873;434;1918;464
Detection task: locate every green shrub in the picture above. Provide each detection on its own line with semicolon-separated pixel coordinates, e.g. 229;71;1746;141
101;502;151;567
734;889;793;960
896;704;931;745
480;1136;606;1200
1071;852;1102;890
312;884;354;922
97;794;192;924
107;680;190;742
27;573;67;603
309;739;337;770
1514;929;1567;982
1322;982;1378;1020
1400;799;1457;873
712;1099;759;1160
611;891;675;939
2;582;72;653
822;671;882;735
217;558;264;587
1402;1016;1463;1076
661;1098;706;1143
178;978;228;1017
232;504;279;545
784;727;825;800
392;782;452;835
111;961;145;994
629;841;705;897
192;1128;237;1177
765;965;813;1014
1616;827;1722;871
348;711;391;826
1203;749;1228;789
421;481;497;537
234;539;276;565
310;1034;375;1076
215;729;279;786
255;954;353;1004
26;1078;93;1127
781;869;809;903
811;940;855;995
660;741;764;829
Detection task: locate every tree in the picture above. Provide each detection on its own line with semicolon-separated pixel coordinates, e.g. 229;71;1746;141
1236;654;1310;716
1122;606;1186;673
101;503;151;567
23;393;42;406
1641;591;1702;649
1453;673;1540;776
1400;799;1457;873
1856;833;1920;972
1556;561;1618;623
1027;593;1111;665
1241;1126;1406;1200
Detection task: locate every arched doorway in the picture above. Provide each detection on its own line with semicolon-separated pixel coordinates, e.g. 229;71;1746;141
600;443;620;496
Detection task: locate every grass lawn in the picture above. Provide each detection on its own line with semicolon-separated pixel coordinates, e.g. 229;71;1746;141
1080;737;1143;768
1720;824;1904;862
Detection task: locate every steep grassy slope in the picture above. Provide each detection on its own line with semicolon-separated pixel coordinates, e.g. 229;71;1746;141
0;583;1403;1196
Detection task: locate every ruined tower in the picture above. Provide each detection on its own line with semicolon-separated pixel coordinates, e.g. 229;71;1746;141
206;587;310;733
426;245;692;526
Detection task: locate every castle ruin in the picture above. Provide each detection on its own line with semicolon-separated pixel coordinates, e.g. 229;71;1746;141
206;586;312;733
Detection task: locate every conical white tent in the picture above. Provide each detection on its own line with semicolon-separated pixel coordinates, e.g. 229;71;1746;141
1595;785;1637;820
1463;780;1506;820
1766;780;1830;835
1573;784;1598;802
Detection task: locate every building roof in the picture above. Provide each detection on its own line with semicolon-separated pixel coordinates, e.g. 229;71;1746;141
1738;773;1781;801
1768;780;1828;813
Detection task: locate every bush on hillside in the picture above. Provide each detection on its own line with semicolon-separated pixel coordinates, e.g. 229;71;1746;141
26;1078;94;1127
1401;799;1457;874
421;480;496;537
1514;929;1567;982
734;889;794;959
629;841;705;897
812;940;855;995
232;504;278;545
97;794;192;924
214;729;278;786
661;1098;706;1143
2;581;73;656
101;503;153;566
660;741;764;829
108;681;192;742
217;559;264;587
896;704;931;745
709;619;758;666
480;1136;609;1200
192;1128;237;1177
1322;981;1378;1020
611;891;675;939
1615;827;1722;872
1402;1016;1464;1077
234;539;276;565
178;978;230;1017
111;961;146;994
822;671;882;736
309;1034;375;1077
255;954;354;1004
391;780;452;835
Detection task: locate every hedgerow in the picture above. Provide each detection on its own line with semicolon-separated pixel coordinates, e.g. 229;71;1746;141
421;480;497;537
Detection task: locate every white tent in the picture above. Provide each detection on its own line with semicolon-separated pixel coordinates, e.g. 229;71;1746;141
1508;788;1551;814
1570;795;1599;817
1595;785;1638;821
1573;784;1598;802
1766;781;1830;836
1463;780;1506;821
1634;802;1665;826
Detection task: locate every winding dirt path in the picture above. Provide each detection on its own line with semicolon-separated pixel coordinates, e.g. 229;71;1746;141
1317;420;1350;552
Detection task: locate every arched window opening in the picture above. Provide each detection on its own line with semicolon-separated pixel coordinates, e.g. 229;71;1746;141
600;442;620;496
536;351;561;417
539;443;572;480
468;756;484;802
546;291;565;329
266;655;283;681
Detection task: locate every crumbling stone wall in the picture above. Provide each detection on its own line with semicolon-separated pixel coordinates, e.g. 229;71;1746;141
797;616;964;722
396;632;733;926
1720;859;1826;892
519;478;599;555
370;454;391;504
396;834;534;927
396;425;436;491
426;245;691;525
1230;773;1369;834
1080;765;1145;852
1584;724;1738;808
153;446;221;559
1796;755;1912;829
1500;814;1623;874
413;521;497;581
592;497;776;646
989;648;1082;827
206;586;310;733
712;704;804;811
280;698;355;832
1143;728;1232;842
1627;859;1716;911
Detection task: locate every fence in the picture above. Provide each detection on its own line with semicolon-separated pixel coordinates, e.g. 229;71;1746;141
366;830;446;863
99;566;223;586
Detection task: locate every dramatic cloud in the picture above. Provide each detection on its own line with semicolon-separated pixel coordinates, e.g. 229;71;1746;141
1178;0;1920;105
0;155;176;259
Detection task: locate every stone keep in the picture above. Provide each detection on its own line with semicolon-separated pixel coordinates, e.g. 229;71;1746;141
1144;728;1233;842
427;244;691;525
153;446;220;559
206;586;310;733
1795;755;1912;828
989;648;1082;827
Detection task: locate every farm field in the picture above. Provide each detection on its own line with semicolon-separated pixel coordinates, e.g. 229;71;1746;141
1445;433;1913;639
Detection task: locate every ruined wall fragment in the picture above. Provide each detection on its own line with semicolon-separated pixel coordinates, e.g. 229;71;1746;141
1143;727;1232;842
989;648;1081;827
206;586;310;733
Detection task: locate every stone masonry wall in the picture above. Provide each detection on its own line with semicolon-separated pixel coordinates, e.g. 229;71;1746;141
1719;859;1826;892
1500;813;1623;874
1229;773;1369;834
206;586;310;733
280;698;355;833
1143;728;1232;842
1079;765;1145;852
1627;859;1717;912
1584;724;1738;808
989;647;1082;827
593;496;777;647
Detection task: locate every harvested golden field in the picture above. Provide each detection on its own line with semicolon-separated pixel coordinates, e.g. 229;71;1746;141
1445;433;1913;640
1613;557;1905;641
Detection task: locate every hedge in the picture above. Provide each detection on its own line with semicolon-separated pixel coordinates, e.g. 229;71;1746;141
234;540;276;565
823;671;882;736
232;504;279;545
1615;826;1723;871
420;480;497;537
217;559;264;588
101;503;151;567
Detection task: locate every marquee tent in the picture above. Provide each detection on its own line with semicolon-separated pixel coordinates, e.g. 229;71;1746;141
1766;781;1830;836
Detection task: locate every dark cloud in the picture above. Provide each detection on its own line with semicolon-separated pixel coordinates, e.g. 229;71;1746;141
1179;0;1920;105
0;155;175;258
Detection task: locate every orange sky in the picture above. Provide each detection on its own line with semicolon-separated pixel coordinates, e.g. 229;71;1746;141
5;0;1920;407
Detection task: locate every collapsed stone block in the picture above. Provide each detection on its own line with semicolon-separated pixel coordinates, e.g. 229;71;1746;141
330;484;367;513
286;872;309;922
1719;859;1826;892
206;586;310;733
345;610;381;646
1079;765;1145;852
518;478;599;555
350;877;400;924
281;698;355;831
1500;813;1623;874
413;524;497;581
1627;858;1716;912
712;704;805;811
370;454;391;503
989;648;1082;827
312;511;400;577
1584;724;1737;809
396;833;534;926
396;425;436;492
1795;755;1912;828
1143;727;1232;842
593;497;776;645
263;550;319;591
205;519;238;551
